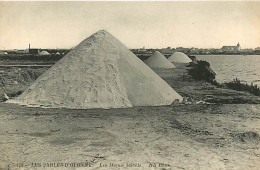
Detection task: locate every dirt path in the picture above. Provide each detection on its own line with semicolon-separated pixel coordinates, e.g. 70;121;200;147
0;103;259;170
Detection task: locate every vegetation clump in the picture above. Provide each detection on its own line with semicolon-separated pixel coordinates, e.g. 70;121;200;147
188;60;216;82
224;78;260;96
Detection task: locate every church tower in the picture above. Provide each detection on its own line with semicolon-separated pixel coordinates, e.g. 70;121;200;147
237;42;241;51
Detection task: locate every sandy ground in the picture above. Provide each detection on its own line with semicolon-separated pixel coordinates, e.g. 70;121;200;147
0;64;260;170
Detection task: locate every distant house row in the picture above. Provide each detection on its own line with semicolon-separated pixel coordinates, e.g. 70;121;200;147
28;49;49;55
0;49;69;55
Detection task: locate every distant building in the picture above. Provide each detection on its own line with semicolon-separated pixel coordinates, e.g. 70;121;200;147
241;48;254;52
27;44;39;54
255;47;260;51
221;42;241;52
16;50;26;54
137;47;147;53
29;49;39;54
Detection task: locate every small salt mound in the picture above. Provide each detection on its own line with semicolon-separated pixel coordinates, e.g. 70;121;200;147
144;51;175;68
0;51;8;55
9;30;182;109
39;51;50;55
168;52;192;63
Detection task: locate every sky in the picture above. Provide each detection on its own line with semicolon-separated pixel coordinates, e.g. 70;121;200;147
0;1;260;50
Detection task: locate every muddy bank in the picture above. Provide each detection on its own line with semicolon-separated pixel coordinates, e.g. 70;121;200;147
151;63;260;104
0;67;49;100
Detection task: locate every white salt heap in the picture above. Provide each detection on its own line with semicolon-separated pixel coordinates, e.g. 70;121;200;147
168;52;192;63
144;51;176;68
39;51;50;55
8;30;183;109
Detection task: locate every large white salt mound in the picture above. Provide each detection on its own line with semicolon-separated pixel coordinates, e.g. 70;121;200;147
8;30;182;109
168;52;192;63
144;51;176;68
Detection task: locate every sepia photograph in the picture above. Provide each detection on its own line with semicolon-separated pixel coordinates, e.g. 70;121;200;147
0;1;260;169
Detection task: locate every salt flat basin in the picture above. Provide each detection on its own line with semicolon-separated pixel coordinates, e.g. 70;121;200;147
0;65;52;67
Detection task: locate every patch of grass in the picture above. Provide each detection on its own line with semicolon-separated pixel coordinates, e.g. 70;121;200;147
211;79;223;87
224;78;260;96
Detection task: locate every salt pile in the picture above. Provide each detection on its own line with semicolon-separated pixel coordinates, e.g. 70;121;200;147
0;51;8;55
144;51;176;68
8;30;183;109
168;52;192;63
39;51;50;55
